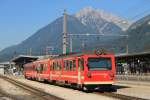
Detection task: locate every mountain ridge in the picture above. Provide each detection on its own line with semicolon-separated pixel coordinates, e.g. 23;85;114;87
0;7;137;62
75;7;131;31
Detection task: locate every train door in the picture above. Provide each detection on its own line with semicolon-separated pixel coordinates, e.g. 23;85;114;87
78;57;84;84
36;63;43;81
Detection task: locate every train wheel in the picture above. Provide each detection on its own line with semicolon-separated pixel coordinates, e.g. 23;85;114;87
24;76;27;79
82;86;92;93
83;86;88;91
76;84;82;90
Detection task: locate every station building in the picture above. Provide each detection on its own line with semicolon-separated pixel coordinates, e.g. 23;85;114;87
11;55;38;75
0;62;15;74
115;52;150;75
11;54;58;75
0;65;5;74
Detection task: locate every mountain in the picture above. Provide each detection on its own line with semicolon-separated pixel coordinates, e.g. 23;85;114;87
126;14;150;53
0;7;130;61
75;7;131;32
0;15;99;61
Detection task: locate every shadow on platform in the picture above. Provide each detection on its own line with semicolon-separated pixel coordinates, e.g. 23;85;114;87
113;85;130;90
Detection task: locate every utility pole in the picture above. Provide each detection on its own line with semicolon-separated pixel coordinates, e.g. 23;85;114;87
63;9;68;54
70;36;72;52
81;40;86;52
126;35;129;54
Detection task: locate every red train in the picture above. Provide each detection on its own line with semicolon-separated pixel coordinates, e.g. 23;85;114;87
24;52;116;91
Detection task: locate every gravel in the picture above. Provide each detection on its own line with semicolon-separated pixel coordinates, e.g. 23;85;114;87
7;75;115;100
0;78;45;100
0;93;13;100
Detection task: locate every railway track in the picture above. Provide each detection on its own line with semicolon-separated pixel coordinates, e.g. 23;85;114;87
0;91;13;100
0;75;63;100
0;75;149;100
95;92;148;100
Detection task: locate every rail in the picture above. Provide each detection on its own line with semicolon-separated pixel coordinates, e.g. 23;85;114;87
0;75;63;100
95;92;148;100
0;74;148;100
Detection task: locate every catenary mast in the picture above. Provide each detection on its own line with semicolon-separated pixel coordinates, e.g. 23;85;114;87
63;9;68;54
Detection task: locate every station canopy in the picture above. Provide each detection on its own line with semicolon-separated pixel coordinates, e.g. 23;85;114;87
115;51;150;58
12;55;38;65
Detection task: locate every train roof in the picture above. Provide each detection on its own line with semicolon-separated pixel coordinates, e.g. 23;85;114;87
51;51;114;60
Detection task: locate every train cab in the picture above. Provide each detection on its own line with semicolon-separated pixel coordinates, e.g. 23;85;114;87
77;53;116;91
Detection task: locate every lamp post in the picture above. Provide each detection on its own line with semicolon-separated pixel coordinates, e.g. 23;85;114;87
70;36;72;52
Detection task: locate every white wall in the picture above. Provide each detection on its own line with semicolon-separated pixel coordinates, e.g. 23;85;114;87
0;68;4;74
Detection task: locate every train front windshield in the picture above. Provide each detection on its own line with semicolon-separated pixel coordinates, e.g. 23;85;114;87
88;58;112;71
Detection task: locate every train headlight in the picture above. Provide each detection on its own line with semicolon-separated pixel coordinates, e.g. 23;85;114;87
87;72;92;78
109;73;114;80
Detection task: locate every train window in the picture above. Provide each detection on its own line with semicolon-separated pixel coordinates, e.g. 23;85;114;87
78;58;84;71
67;61;70;71
50;64;53;70
52;62;55;70
40;64;44;71
43;64;48;71
65;60;67;71
64;60;67;71
56;62;60;71
56;62;58;70
64;61;67;71
70;61;73;71
33;65;36;71
88;58;112;71
54;62;56;70
73;60;76;71
58;62;62;70
53;62;56;71
53;61;61;71
64;60;70;71
36;64;42;73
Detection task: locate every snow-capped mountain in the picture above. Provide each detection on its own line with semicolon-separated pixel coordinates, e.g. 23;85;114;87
75;7;131;31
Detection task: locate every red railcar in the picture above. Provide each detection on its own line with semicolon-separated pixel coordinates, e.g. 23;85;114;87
24;52;116;91
24;62;36;79
34;59;50;81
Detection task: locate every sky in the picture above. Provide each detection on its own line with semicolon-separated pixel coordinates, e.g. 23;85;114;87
0;0;150;50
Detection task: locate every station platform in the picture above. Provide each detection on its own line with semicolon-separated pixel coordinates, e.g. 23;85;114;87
115;80;150;99
116;80;150;86
116;75;150;81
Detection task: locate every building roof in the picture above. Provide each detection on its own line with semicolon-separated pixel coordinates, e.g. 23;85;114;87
0;65;5;68
12;55;38;64
115;51;150;58
0;62;15;65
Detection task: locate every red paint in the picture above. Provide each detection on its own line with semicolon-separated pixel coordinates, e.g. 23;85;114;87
24;53;116;89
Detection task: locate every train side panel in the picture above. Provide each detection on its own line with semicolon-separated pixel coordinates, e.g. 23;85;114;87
35;59;50;81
